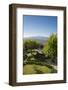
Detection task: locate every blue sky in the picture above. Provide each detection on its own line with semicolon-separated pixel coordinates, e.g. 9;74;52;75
23;15;57;37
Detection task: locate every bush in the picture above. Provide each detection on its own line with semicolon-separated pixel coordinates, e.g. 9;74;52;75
24;40;40;50
43;34;57;64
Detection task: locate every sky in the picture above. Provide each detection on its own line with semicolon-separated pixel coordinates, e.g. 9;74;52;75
23;15;57;37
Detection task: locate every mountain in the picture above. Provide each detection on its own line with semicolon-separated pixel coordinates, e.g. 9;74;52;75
24;36;48;45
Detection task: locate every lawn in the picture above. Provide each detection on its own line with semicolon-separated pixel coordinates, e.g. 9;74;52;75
23;64;56;75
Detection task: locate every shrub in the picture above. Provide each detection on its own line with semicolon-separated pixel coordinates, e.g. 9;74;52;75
43;33;57;64
24;40;40;50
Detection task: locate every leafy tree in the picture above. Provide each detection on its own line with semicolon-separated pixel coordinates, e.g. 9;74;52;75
43;34;57;63
23;40;40;61
24;40;39;50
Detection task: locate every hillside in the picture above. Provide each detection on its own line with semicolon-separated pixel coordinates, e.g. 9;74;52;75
24;36;48;45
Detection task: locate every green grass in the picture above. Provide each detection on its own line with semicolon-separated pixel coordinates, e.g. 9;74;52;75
23;64;56;75
34;65;52;73
23;64;36;74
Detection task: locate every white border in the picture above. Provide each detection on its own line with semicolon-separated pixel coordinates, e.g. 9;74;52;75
16;8;64;82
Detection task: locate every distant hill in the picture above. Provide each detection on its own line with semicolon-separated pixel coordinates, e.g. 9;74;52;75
24;36;48;45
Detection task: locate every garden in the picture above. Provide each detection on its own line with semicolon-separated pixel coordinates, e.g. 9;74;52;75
23;34;57;75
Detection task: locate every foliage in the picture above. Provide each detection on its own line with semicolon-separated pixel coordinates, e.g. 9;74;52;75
43;34;57;63
23;40;40;61
23;35;57;75
24;40;40;50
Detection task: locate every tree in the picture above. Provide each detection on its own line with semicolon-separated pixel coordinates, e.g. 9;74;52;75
23;40;40;61
43;34;57;64
24;40;39;50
